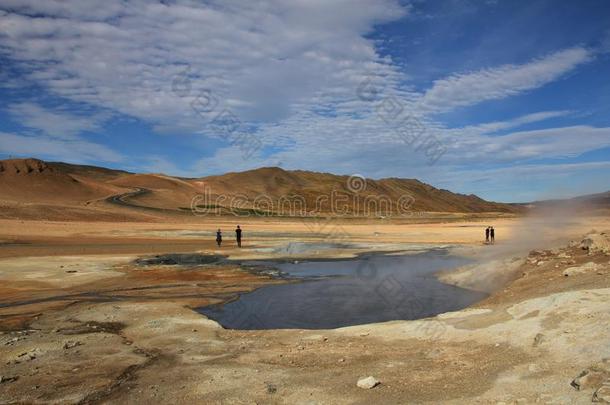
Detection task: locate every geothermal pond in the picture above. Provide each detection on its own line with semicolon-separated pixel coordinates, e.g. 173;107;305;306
198;249;487;330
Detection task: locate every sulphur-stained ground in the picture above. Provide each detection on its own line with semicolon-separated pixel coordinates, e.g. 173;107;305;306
0;216;609;404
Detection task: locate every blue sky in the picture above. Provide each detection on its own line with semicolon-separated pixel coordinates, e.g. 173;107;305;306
0;0;609;202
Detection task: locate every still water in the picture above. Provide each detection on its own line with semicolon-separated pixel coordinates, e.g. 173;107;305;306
198;250;486;330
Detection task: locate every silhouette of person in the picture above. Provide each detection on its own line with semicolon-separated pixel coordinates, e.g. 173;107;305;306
235;225;242;247
490;227;495;244
485;227;490;243
216;229;222;247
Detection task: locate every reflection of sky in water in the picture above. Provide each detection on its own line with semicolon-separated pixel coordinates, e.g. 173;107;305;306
199;250;486;330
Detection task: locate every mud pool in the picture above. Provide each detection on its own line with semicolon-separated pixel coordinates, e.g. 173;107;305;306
198;250;487;329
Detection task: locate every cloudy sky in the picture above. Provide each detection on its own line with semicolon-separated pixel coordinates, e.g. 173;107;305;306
1;0;609;202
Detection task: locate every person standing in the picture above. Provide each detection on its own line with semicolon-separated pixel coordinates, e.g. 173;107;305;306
490;227;495;244
485;226;490;244
216;228;222;247
235;225;242;248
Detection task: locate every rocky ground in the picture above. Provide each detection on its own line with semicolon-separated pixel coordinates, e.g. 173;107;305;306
0;219;609;404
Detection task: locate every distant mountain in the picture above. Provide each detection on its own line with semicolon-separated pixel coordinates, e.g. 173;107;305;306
528;191;610;211
198;167;520;215
0;158;522;220
0;158;124;205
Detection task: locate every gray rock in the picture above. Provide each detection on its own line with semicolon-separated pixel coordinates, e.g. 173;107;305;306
266;383;277;394
357;376;380;389
563;262;599;277
580;233;610;255
572;370;607;390
0;375;18;384
63;341;82;350
593;381;610;403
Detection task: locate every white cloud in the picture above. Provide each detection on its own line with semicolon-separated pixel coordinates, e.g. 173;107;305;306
419;47;593;113
134;155;193;178
1;102;120;163
0;0;408;131
0;1;607;202
431;161;610;202
8;102;104;140
447;110;572;136
440;125;610;164
0;131;122;163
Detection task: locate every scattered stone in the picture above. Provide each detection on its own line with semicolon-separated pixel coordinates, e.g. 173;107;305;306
63;341;82;350
580;233;610;255
0;375;19;384
537;261;545;266
557;252;571;259
572;369;607;390
338;358;345;363
17;350;37;360
533;333;545;347
4;336;26;346
593;381;610;403
563;262;599;277
65;270;78;273
266;383;277;394
357;376;380;389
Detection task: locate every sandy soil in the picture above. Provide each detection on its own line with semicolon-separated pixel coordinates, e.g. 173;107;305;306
0;215;609;404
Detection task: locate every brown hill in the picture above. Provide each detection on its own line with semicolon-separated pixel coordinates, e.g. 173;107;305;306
197;167;519;216
108;173;201;210
0;158;522;219
0;158;124;205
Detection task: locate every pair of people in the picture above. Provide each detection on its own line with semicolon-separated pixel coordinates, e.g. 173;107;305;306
216;225;242;248
485;226;495;244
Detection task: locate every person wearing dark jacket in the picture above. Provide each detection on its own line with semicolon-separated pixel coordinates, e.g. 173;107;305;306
490;227;495;244
216;229;222;247
485;226;490;243
235;225;242;247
